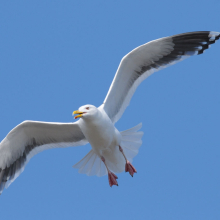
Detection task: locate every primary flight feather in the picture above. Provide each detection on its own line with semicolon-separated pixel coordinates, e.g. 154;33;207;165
0;31;219;194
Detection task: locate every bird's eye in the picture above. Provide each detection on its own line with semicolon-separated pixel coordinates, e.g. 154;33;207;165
86;107;90;110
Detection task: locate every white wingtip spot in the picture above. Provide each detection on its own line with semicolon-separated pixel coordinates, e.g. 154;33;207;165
209;31;220;41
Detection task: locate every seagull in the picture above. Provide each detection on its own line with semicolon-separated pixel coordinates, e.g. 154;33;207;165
0;31;219;194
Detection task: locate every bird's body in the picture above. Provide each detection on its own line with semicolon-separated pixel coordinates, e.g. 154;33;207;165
73;105;139;180
78;105;120;156
0;31;219;194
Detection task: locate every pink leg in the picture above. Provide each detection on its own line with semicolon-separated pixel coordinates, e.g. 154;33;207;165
101;156;118;187
119;146;137;177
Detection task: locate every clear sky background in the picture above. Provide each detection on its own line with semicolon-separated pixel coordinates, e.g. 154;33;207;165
0;1;219;220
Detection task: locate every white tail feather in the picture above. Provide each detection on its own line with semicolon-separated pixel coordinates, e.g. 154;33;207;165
73;150;107;177
120;123;143;163
73;123;143;176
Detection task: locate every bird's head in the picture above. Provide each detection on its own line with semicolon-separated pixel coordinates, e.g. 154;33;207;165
73;105;98;120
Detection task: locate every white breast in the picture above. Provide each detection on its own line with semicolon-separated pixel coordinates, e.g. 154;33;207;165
78;107;121;156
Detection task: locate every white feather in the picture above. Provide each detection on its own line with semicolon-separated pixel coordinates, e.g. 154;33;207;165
73;123;143;175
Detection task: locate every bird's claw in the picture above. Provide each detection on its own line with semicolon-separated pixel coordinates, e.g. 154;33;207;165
108;171;118;187
125;161;137;177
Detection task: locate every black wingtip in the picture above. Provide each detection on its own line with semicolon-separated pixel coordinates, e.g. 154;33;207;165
171;31;220;56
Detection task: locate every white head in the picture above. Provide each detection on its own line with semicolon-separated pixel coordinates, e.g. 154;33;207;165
73;104;99;120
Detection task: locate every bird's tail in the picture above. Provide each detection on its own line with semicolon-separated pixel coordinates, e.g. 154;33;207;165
73;123;143;177
120;123;143;163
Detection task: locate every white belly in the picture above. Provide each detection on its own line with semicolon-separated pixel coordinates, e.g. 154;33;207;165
78;109;121;156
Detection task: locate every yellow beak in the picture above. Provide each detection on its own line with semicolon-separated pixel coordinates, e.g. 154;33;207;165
72;110;84;119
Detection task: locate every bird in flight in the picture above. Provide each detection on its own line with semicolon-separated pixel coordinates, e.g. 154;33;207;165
0;31;219;194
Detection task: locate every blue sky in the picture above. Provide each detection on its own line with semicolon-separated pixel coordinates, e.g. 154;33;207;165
0;1;219;219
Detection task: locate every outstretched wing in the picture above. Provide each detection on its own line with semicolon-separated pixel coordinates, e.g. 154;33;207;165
0;120;88;194
103;31;220;124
